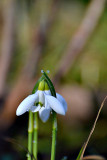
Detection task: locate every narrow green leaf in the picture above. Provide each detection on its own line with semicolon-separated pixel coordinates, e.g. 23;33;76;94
42;71;56;97
76;146;84;160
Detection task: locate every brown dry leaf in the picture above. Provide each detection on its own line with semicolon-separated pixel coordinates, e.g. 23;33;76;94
83;155;106;160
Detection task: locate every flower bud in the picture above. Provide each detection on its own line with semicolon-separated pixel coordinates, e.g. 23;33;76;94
45;81;49;90
38;80;45;91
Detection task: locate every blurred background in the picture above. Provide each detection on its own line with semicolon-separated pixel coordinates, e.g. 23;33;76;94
0;0;107;159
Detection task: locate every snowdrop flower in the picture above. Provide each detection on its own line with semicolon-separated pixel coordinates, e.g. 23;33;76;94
16;80;67;122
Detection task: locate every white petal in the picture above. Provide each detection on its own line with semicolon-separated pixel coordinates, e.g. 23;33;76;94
30;105;41;112
39;107;50;122
16;92;38;116
45;96;51;110
45;95;66;115
56;93;67;112
44;90;51;95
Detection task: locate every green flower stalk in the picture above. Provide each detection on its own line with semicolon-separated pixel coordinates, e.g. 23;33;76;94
28;111;33;160
42;71;58;160
33;112;38;160
42;71;67;160
51;111;57;160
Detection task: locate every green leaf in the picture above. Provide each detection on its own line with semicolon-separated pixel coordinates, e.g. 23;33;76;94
42;71;56;97
76;146;84;160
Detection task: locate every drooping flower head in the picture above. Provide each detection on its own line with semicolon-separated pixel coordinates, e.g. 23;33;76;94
16;75;67;122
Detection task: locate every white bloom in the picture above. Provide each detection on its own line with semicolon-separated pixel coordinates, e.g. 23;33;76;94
16;90;67;122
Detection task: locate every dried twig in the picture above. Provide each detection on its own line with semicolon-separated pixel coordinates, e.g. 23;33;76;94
83;155;105;160
80;96;107;160
53;0;106;85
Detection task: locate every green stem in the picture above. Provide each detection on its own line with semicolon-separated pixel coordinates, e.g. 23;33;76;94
33;112;38;160
27;111;33;160
51;111;57;160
